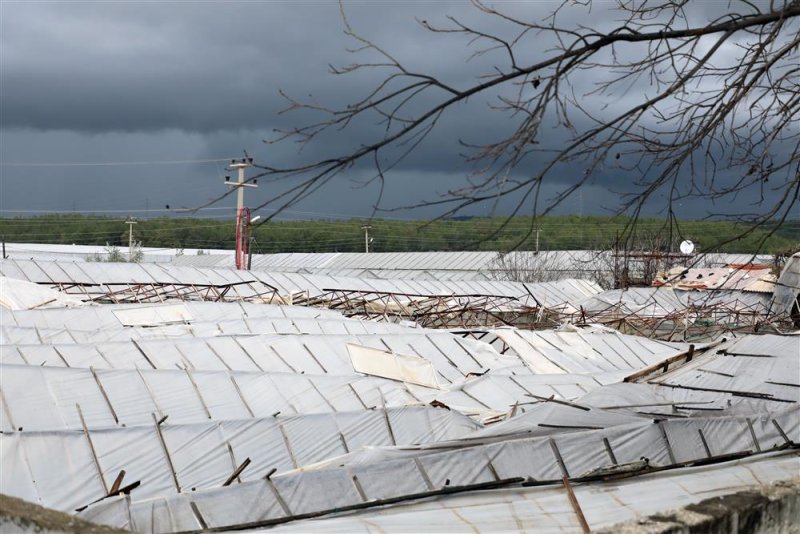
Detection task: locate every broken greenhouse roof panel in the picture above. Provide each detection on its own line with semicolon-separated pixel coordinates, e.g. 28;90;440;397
0;276;85;310
654;264;777;292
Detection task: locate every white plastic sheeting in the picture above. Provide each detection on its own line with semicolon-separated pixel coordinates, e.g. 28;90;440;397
0;258;266;289
1;300;342;330
0;258;603;308
1;406;479;513
0;276;84;310
578;287;773;317
77;407;799;531
262;452;799;533
348;344;441;389
645;334;800;405
259;272;601;310
111;303;193;326
172;250;772;278
468;403;649;439
1;274;796;534
0;364;609;433
1;332;506;382
0;242;229;263
0;365;444;431
471;328;690;374
0;317;417;346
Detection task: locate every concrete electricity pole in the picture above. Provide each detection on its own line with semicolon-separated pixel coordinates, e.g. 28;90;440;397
125;217;137;259
361;224;372;253
225;159;257;221
224;158;258;269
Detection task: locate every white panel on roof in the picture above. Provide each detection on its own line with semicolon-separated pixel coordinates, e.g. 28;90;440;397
348;343;440;389
112;303;193;326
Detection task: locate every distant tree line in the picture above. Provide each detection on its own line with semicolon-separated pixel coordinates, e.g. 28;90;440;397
0;214;797;255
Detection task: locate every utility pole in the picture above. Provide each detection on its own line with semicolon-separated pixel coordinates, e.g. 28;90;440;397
224;158;257;269
125;217;137;259
361;224;372;253
534;228;541;254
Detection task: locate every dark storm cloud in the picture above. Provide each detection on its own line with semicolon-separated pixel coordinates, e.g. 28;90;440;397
2;2;333;131
1;1;796;220
1;1;511;133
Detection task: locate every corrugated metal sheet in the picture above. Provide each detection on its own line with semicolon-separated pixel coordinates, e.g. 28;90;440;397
655;265;777;292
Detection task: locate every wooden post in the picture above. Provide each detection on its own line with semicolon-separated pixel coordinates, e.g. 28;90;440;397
222;458;252;487
76;403;108;494
152;412;181;492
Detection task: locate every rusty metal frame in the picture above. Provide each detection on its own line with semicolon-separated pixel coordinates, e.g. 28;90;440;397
47;280;279;304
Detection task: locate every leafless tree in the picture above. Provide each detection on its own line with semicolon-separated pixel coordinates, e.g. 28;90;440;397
245;0;799;249
487;250;612;285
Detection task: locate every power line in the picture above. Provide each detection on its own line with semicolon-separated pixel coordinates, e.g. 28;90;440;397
0;158;237;167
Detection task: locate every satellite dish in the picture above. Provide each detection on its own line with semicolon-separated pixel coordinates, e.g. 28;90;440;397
680;240;695;255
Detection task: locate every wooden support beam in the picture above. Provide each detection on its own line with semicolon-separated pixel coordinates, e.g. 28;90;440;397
698;428;712;458
602;437;618;466
746;418;762;452
222;458;252;487
624;344;696;383
190;501;209;530
76;403;108;494
562;475;591;534
152;412;181;493
658;421;677;464
109;470;126;495
90;366;119;424
525;393;590;411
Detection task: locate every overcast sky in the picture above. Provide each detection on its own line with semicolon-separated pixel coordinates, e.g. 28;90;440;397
1;1;797;223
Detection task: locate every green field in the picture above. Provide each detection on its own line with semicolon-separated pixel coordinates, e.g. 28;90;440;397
0;215;797;255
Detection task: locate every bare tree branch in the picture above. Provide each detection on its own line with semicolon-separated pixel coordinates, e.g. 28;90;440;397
192;0;799;250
